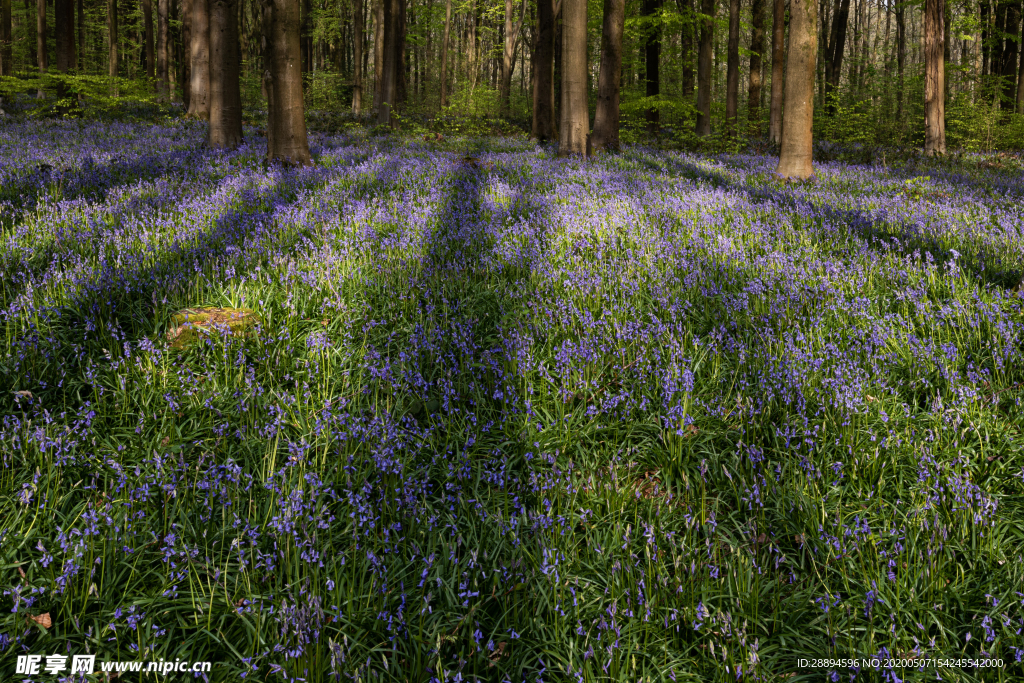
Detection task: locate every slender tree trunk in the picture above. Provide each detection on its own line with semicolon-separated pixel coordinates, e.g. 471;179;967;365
642;0;661;132
209;0;242;148
500;0;514;112
590;0;624;152
695;0;714;135
143;0;154;80
55;0;74;71
439;0;451;108
776;0;816;178
895;0;904;118
0;0;11;76
924;0;945;153
378;0;398;124
158;0;168;98
36;0;46;71
189;0;211;116
1000;2;1019;107
725;0;739;134
373;0;383;109
749;0;765;132
532;0;556;139
395;0;406;107
108;0;119;90
768;0;785;141
353;0;364;113
558;0;586;155
264;0;311;163
1018;17;1024;110
679;0;694;97
77;0;83;69
824;0;849;112
182;0;191;109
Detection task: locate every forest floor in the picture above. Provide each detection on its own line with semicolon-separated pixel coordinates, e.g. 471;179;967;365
1;118;1023;682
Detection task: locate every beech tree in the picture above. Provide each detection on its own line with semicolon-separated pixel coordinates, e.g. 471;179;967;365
748;0;765;132
188;0;211;117
590;0;624;152
776;0;816;179
158;0;169;99
725;0;739;134
143;0;154;81
558;0;587;155
923;0;945;153
695;0;714;135
208;0;243;149
642;0;661;132
531;0;556;140
353;0;365;113
768;0;784;142
0;0;11;77
264;0;311;164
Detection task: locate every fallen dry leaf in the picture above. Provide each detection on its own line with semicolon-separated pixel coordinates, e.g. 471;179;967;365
28;612;51;628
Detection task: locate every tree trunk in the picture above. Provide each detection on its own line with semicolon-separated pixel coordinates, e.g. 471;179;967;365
0;0;11;76
532;0;556;139
377;0;398;125
143;0;154;80
768;0;784;142
748;0;765;133
558;0;586;155
354;0;364;113
373;0;383;110
37;0;46;72
264;0;311;164
182;0;191;109
590;0;624;152
924;0;945;153
642;0;661;132
677;0;694;97
1018;17;1024;110
55;0;74;72
776;0;816;178
824;0;849;113
77;0;83;69
209;0;242;148
108;0;119;89
695;0;714;135
158;0;169;98
438;0;451;108
189;0;211;116
895;0;904;118
1000;2;1019;107
725;0;739;134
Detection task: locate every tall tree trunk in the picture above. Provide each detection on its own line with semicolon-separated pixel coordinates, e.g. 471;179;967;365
158;0;169;98
642;0;661;132
396;0;406;107
924;0;945;153
0;0;11;76
77;0;83;69
725;0;739;134
438;0;451;108
108;0;119;90
981;0;990;81
679;0;694;97
143;0;154;80
748;0;765;132
558;0;586;154
55;0;74;71
532;0;556;139
373;0;383;110
776;0;816;178
189;0;211;116
1000;2;1019;107
182;0;191;109
1018;17;1024;110
500;0;526;114
209;0;242;148
824;0;849;113
695;0;714;135
590;0;624;152
264;0;311;163
768;0;784;142
353;0;364;113
36;0;46;71
895;0;904;118
377;0;398;124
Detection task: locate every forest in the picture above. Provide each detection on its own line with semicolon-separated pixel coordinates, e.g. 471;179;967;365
1;0;1024;681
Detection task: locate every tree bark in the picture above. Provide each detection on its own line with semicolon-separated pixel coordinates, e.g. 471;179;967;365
824;0;849;113
377;0;398;124
77;0;83;70
301;0;310;74
642;0;661;132
353;0;364;113
695;0;714;135
437;0;450;108
37;0;46;72
895;0;904;118
143;0;154;80
532;0;556;139
373;0;383;110
768;0;784;142
264;0;311;163
678;0;694;97
108;0;119;88
158;0;169;98
725;0;739;134
55;0;74;74
590;0;624;152
189;0;211;116
182;0;191;109
499;0;526;114
1018;17;1024;111
558;0;586;155
0;0;11;76
924;0;945;153
776;0;816;179
209;0;242;148
748;0;765;132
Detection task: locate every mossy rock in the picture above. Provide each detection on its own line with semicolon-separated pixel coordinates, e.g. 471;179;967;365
166;307;261;349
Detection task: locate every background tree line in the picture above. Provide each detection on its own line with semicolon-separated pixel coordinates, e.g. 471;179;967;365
1;0;1021;154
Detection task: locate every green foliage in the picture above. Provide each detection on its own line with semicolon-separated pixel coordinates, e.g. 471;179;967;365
0;72;172;121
